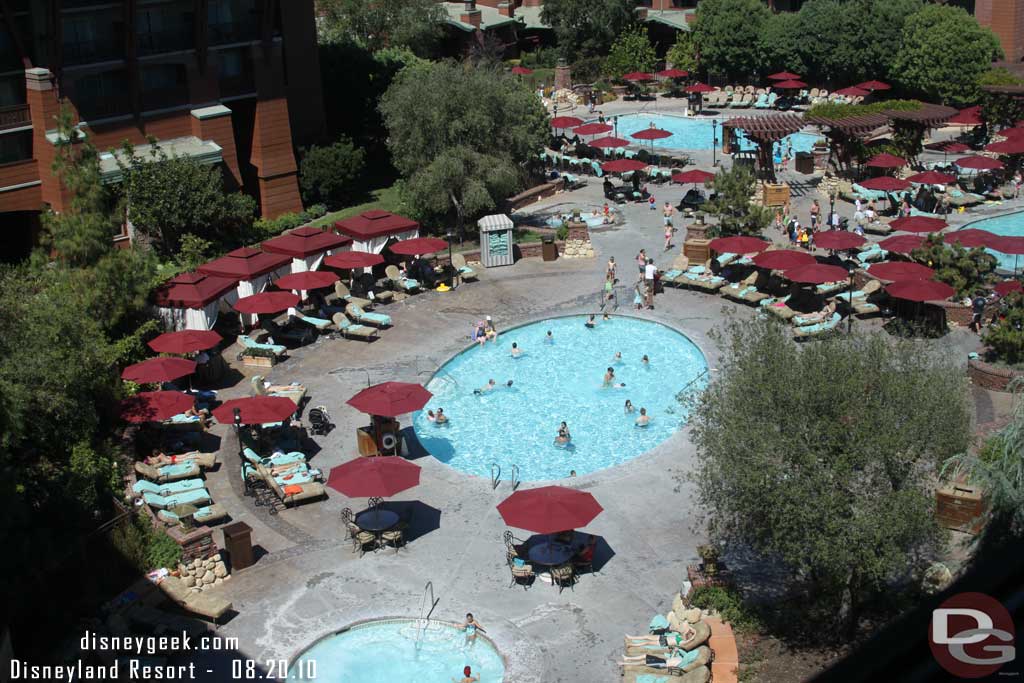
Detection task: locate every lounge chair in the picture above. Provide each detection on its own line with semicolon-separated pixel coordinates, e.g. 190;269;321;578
292;311;332;333
835;280;881;304
157;503;228;526
735;93;752;108
762;296;797;320
815;280;849;296
864;220;893;236
451;253;478;282
659;255;692;287
123;603;210;640
793;312;843;339
328;281;372;310
250;375;306;407
681;273;727;292
135;461;200;484
626;621;712;656
625;665;710;683
793;302;838;327
330;313;378;340
237;334;286;358
720;273;758;302
157;575;232;622
243;446;306;469
132;478;207;497
346;302;392;328
160;414;206;431
853;298;881;316
257;464;326;507
384;265;420;293
260;318;316;347
766;92;778;109
855;245;888;265
753;92;769;109
141;488;212;510
161;451;216;469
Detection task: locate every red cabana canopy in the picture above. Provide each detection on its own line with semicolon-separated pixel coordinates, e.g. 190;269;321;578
995;280;1023;296
768;71;801;81
233;291;300;315
120;391;195;423
497;486;603;535
672;169;716;184
601;159;649;173
324;251;385;270
992;236;1024;255
685;83;717;94
985;139;1024;155
327;457;421;498
906;171;956;185
551;116;583;129
859;176;911;192
865;153;907;169
347;382;432;417
121;357;197;383
834;86;869;98
752;250;815;270
334;210;419;241
511;66;533;75
153;272;239;309
262;226;351;259
886;280;955;302
785;263;850;284
856;80;891;92
657;69;689;79
889;216;948;234
574;122;613;136
274;271;339;291
815;231;867;251
773;79;807;89
925;141;971;154
148;330;223;354
878;234;925;254
589;136;630;149
622;72;655;82
955;155;1004;171
389;237;449;256
708;236;769;254
947;229;999;249
631;128;672;141
868;262;935;281
198;246;291;280
212;396;298;425
948;106;982;126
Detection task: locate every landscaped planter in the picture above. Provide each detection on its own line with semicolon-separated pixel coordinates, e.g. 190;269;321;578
967;357;1024;392
241;354;276;368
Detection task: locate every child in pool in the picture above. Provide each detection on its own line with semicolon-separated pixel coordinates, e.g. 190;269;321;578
511;342;522;358
603;368;625;388
544;330;554;344
642;354;649;366
555;421;571;445
461;614;485;643
624;399;635;414
454;665;479;683
636;407;650;426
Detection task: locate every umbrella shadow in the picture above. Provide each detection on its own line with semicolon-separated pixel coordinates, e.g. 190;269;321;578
402;426;453;462
520;530;617;573
377;500;442;543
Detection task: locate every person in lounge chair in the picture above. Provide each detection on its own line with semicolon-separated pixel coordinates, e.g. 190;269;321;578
624;623;697;646
619;647;698;669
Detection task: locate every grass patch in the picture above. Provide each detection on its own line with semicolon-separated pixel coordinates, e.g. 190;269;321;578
309;184;407;228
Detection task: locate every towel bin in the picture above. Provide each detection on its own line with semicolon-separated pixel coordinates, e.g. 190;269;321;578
223;521;254;570
542;236;558;261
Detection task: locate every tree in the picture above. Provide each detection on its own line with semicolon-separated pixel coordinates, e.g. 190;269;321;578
665;30;699;74
689;316;970;635
704;165;772;236
893;4;1003;106
541;0;636;60
791;0;854;84
604;25;657;78
840;0;925;84
115;142;255;257
981;293;1024;365
299;136;366;208
910;233;996;298
380;61;548;237
317;0;445;57
692;0;770;81
756;12;805;78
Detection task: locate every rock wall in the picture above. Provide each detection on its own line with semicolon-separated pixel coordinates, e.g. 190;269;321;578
175;553;231;594
968;357;1023;392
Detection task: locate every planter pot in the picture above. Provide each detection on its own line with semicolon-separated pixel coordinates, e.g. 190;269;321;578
242;354;276;368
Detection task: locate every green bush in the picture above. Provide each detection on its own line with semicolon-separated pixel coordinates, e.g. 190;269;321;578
111;515;182;572
983;292;1024;365
911;233;996;298
146;527;183;570
248;205;331;243
572;56;606;84
688;586;762;632
556;223;569;241
299;136;366;208
519;47;560;69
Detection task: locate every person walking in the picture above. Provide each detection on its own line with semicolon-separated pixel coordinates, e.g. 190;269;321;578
644;258;656;309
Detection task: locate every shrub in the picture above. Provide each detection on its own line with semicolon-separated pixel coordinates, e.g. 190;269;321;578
911;233;997;298
247;205;330;243
299;137;366;207
688;586;762;632
556;223;569;241
112;515;182;572
519;47;560;69
983;292;1024;365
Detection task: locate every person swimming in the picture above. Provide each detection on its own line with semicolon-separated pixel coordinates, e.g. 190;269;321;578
555;421;571;445
585;314;596;328
612;352;623;363
544;330;554;344
511;342;522;358
636;407;650;426
435;408;448;424
642;354;650;366
474;379;512;394
454;665;479;683
624;399;634;414
603;367;625;388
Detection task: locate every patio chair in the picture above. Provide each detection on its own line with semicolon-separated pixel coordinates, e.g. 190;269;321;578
385;265;420;293
720;272;758;302
761;295;797;320
243;446;306;470
327;281;372;310
835;279;881;304
504;529;528;564
381;527;405;552
509;561;535;589
135;461;200;484
451;253;478;282
793;301;839;327
250;375;306;407
622;655;711;681
346;303;392;328
550;563;575;593
141;488;212;510
625;622;712;656
342;507;378;555
753;92;769;109
766;92;778;109
157;575;232;623
330;313;378;340
814;280;850;296
157;503;228;526
132;477;207;497
237;334;286;358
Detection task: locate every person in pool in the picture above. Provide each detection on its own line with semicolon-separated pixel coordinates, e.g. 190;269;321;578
556;421;571;445
612;351;623;363
636;407;650;426
461;614;486;643
474;379;513;394
511;342;522;358
603;368;625;388
624;399;634;414
585;314;596;328
454;665;479;683
435;408;448;424
544;330;554;344
642;354;650;366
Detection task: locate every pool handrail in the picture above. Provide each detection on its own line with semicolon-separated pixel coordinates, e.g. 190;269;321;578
510;464;520;491
490;462;501;490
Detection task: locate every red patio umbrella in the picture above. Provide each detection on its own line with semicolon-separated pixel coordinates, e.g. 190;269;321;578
708;236;769;254
511;65;533;75
985;139;1024;155
991;236;1024;273
347;381;432;417
497;486;603;535
768;71;801;81
120;391;195;423
867;261;935;281
212;396;298;425
122;357;196;384
878;234;925;254
551;116;583;129
925;141;970;154
889;216;948;234
326;457;421;498
573;122;613;136
274;271;339;291
589;136;630;149
657;69;689;79
685;83;717;94
601;159;649;174
672;169;716;185
622;72;655;82
814;231;866;251
999;126;1024;140
948;106;982;126
886;280;955;302
995;280;1023;296
865;153;907;169
856;80;891;92
955;155;1004;171
858;176;911;192
946;229;999;249
773;79;807;89
784;263;850;284
833;86;869;98
906;171;956;185
234;291;300;315
630;128;672;142
752;250;815;270
389;237;449;256
148;330;222;355
324;251;385;270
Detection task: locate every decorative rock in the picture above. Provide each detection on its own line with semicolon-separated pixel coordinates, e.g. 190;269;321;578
203;573;215;585
178;563;189;575
191;558;202;569
195;567;207;580
214;577;223;586
223;575;231;582
183;575;195;588
191;587;201;594
213;564;227;578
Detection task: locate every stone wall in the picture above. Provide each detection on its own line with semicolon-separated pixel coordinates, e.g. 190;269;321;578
968;358;1024;392
506;179;565;211
174;553;231;594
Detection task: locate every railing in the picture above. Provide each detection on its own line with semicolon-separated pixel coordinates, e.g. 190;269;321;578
510;464;520;491
490;463;501;490
0;105;30;131
675;368;709;403
62;38;124;65
137;29;194;56
416;581;439;642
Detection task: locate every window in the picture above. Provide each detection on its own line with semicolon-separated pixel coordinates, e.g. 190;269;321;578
0;76;25;108
72;70;130;119
0;130;32;165
141;64;186;91
220;49;243;78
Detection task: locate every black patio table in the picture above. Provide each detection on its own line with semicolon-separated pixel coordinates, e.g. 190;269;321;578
356;509;399;532
528;542;573;567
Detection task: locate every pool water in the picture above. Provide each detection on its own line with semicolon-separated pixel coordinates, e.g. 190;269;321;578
962;212;1024;271
612;113;818;153
413;316;708;481
288;619;505;683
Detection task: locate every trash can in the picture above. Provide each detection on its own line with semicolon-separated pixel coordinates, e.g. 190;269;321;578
542;236;558;261
222;521;254;570
795;152;814;175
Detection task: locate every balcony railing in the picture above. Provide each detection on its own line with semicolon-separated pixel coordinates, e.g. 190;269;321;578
220;73;255;98
75;94;132;121
141;85;190;112
0;105;30;131
208;20;259;46
63;38;124;66
137;29;194;57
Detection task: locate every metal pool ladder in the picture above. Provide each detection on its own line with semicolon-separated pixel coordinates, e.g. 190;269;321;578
510;464;520;491
490;463;501;490
417;581;440;642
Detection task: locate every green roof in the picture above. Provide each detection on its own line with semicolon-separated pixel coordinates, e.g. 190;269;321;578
644;9;694;31
440;2;519;32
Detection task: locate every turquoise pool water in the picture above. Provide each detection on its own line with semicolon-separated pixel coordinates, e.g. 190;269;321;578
413;316;708;481
962;211;1024;271
288;620;505;683
612;113;818;153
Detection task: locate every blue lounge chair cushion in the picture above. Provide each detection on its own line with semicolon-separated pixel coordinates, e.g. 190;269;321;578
166;414;201;424
133;478;206;495
513;557;526;567
663;270;683;279
799;313;842;334
637;676;671;683
836;290;866;302
649;614;669;631
239;335;286;355
686;266;706;275
352;306;392;325
159;504;222;522
157;461;199;477
299;315;331;329
142;488;211;508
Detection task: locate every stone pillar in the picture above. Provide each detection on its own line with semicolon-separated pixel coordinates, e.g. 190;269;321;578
167;524;219;564
561;215;594;258
250;44;303;218
497;2;514;17
26;67;71;212
554;59;572;91
191;104;242;190
461;1;482;28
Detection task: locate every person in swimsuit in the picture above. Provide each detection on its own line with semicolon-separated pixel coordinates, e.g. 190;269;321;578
453;665;480;683
585;314;596;328
510;342;522;358
461;614;485;643
475;379;497;394
604;368;625;388
435;408;448;424
624;399;634;414
612;352;623;363
544;330;554;344
636;407;650;426
555;422;571;445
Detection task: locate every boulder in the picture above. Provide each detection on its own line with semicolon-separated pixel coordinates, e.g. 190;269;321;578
213;564;227;578
195;567;207;580
202;572;215;585
183;575;196;588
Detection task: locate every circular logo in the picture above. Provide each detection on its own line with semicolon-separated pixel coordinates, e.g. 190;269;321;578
929;592;1016;678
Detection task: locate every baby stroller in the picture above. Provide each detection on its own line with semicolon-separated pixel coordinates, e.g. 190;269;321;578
308;405;334;436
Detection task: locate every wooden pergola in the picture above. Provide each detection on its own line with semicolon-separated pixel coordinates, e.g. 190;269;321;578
722;113;805;182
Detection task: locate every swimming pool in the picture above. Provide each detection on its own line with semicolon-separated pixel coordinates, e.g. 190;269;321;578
288;619;505;683
961;211;1024;271
611;113;819;153
413;315;708;481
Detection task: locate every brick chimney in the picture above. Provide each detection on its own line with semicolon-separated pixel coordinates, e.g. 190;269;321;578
636;7;648;20
461;0;482;28
498;2;514;18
